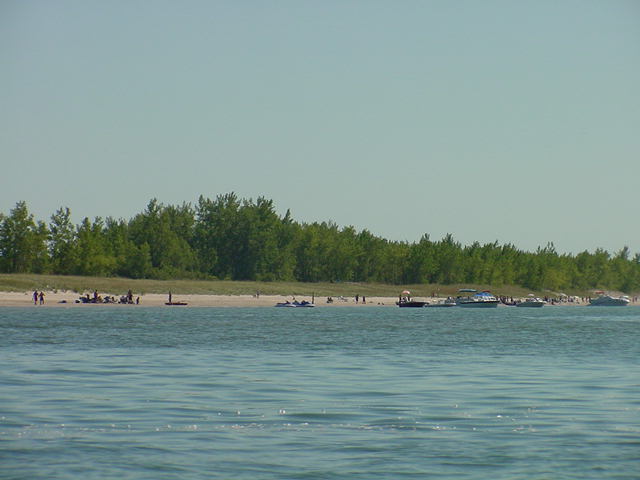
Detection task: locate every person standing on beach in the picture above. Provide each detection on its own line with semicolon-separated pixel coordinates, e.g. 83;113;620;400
39;291;44;305
33;290;38;305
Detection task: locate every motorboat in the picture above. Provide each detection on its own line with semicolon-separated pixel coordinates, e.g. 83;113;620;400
425;297;457;308
397;299;427;308
396;290;427;307
515;295;545;308
456;290;499;308
275;300;315;308
589;295;630;306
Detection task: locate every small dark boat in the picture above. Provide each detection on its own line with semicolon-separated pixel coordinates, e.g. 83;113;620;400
396;290;427;307
397;300;427;308
165;292;187;306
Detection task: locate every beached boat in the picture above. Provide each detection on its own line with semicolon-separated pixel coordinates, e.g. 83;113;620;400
275;300;315;308
589;295;630;306
456;290;499;308
397;300;428;308
515;296;545;308
165;293;187;306
397;290;427;307
425;298;457;308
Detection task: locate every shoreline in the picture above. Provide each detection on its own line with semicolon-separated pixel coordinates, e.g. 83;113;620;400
0;291;632;308
0;291;396;307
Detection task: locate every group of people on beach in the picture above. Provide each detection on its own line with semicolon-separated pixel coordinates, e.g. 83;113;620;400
30;288;140;305
32;290;45;305
326;295;366;304
77;289;139;304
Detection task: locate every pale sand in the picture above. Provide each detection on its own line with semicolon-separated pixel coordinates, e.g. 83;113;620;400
0;291;398;307
0;291;619;307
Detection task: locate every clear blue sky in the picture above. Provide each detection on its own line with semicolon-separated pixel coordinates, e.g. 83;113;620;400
2;1;639;255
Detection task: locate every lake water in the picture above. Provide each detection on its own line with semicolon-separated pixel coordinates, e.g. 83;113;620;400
1;306;639;479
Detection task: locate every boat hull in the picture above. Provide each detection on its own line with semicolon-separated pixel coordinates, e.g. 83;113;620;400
456;290;499;308
397;301;427;308
589;297;629;306
457;301;499;308
275;302;315;308
516;301;545;308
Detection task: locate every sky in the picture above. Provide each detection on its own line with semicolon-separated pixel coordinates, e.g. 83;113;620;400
1;0;639;255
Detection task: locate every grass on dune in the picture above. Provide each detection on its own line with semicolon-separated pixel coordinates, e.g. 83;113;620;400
0;273;565;299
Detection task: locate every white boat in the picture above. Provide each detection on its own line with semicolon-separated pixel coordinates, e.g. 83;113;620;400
516;296;545;308
425;297;457;308
589;295;630;306
456;290;499;308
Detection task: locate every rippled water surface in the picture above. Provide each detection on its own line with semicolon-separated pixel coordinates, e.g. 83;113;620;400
1;306;639;479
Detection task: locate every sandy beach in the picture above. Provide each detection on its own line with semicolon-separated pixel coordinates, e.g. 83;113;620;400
0;290;626;308
0;291;400;308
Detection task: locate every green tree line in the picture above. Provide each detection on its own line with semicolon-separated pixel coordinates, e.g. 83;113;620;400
1;194;639;292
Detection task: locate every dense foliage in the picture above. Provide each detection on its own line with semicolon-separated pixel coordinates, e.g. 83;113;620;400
1;195;639;292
